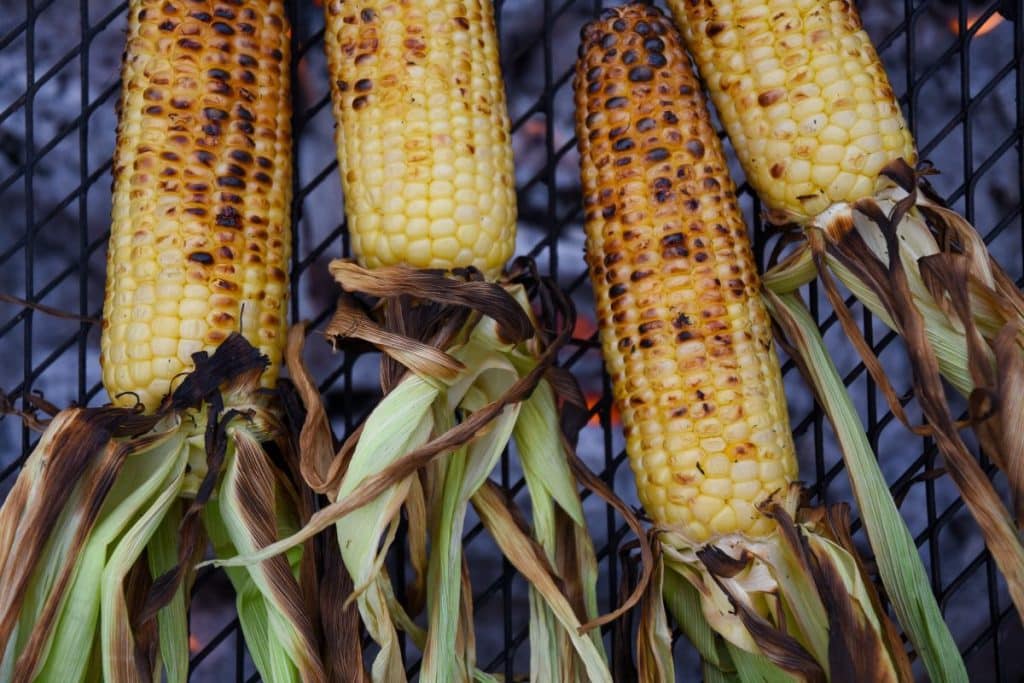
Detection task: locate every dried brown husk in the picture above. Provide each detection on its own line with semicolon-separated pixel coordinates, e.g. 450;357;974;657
261;257;651;682
652;488;912;683
782;159;1024;618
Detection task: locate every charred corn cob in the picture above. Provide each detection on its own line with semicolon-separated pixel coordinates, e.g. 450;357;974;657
0;5;331;683
101;0;292;410
573;12;933;679
574;5;796;542
669;0;1024;629
666;0;915;224
324;0;516;277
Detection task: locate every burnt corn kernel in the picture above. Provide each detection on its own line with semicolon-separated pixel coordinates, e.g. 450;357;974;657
648;52;667;68
646;147;669;162
574;4;797;541
627;66;653;82
101;0;294;412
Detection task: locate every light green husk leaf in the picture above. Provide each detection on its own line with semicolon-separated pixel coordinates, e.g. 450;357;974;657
214;269;611;683
0;334;325;683
218;427;324;683
422;333;520;682
764;289;967;682
146;501;189;683
663;563;727;672
515;376;603;679
726;642;792;683
472;482;611;683
636;554;674;682
100;437;190;681
510;361;585;527
338;374;438;683
33;423;186;683
204;501;301;683
659;559;784;683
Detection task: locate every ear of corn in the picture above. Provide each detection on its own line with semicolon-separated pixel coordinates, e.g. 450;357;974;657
101;0;293;411
213;4;615;679
669;0;1024;630
574;3;796;543
574;7;921;679
1;4;329;682
665;0;915;223
324;0;516;278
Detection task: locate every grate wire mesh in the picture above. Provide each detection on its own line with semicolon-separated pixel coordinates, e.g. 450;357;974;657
1;0;1023;679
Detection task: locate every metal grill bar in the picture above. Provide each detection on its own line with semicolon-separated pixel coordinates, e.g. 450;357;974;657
1;0;1022;679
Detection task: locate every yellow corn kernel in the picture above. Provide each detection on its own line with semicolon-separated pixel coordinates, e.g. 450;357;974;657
323;0;516;278
574;5;797;542
666;0;916;223
101;0;293;411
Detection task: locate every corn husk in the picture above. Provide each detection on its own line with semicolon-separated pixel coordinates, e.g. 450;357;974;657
765;289;968;682
765;159;1024;622
0;335;328;682
214;259;651;682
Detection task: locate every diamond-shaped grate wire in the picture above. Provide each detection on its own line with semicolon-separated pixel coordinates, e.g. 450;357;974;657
1;0;1022;680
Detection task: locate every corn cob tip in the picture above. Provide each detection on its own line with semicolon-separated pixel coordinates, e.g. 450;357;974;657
665;0;917;223
574;4;797;543
577;4;666;46
324;0;517;279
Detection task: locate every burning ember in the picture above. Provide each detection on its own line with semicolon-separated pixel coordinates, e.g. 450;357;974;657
573;314;598;340
584;391;621;427
948;12;1005;37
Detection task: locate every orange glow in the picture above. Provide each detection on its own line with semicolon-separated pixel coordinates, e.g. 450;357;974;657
585;391;621;427
189;634;201;653
948;12;1004;37
573;314;598;340
523;119;546;138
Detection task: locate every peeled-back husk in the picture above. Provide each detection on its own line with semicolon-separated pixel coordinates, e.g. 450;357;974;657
765;159;1024;621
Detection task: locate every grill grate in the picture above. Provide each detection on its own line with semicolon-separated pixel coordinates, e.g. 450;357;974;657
1;0;1023;679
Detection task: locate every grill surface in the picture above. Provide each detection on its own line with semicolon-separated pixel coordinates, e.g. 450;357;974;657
1;0;1023;680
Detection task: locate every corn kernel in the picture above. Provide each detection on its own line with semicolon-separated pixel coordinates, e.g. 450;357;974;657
702;478;732;499
709;507;738;535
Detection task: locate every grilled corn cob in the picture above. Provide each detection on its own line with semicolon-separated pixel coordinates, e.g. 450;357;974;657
311;3;614;679
575;4;796;543
670;0;1024;628
1;5;329;683
665;0;915;224
324;0;516;277
573;11;926;679
101;0;292;410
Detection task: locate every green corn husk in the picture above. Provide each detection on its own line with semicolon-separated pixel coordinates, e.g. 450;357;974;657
661;566;786;683
146;501;189;683
765;290;967;682
653;495;917;683
214;259;650;683
0;335;328;683
764;159;1024;621
616;243;972;683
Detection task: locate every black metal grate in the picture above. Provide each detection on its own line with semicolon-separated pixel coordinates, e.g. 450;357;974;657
1;0;1023;679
